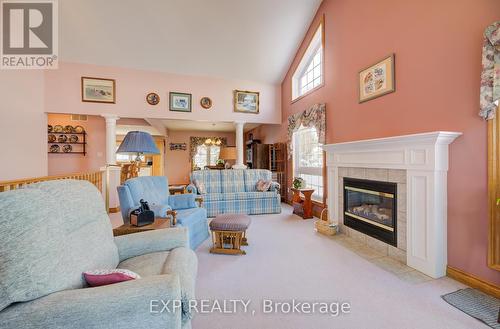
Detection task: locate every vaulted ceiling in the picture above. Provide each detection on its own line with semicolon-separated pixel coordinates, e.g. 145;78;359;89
59;0;322;84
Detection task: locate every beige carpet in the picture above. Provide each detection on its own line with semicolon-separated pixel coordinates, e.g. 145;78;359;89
192;204;488;329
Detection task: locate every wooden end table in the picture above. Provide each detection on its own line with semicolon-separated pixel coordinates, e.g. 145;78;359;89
113;218;172;237
291;188;315;219
169;185;187;195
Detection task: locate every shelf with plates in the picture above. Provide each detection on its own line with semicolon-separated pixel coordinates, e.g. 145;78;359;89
48;142;87;144
49;152;87;155
47;124;87;156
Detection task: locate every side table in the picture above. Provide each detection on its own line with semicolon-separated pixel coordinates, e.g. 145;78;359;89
291;188;315;219
169;185;187;195
113;218;172;237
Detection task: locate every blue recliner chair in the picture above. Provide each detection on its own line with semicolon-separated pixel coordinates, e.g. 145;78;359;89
117;176;209;250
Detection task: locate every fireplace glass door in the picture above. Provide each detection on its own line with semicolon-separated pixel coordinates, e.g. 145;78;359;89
343;178;397;246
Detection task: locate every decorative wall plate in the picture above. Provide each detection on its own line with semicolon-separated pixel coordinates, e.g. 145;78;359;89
200;97;212;109
50;145;60;153
58;134;68;143
74;126;85;133
146;92;160;105
53;125;63;133
48;134;56;143
48;125;53;133
63;145;72;153
64;125;74;133
69;135;79;143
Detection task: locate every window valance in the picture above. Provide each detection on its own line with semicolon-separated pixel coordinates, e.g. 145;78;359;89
480;21;500;120
287;103;326;159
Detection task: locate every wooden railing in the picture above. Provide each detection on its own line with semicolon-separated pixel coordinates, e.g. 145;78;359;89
0;171;104;193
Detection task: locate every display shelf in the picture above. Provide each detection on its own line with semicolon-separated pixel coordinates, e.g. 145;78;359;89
47;126;87;156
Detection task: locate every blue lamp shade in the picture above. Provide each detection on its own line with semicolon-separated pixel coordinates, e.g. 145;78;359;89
116;131;160;155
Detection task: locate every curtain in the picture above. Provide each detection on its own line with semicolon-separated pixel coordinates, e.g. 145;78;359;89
189;136;227;161
480;21;500;120
287;103;326;159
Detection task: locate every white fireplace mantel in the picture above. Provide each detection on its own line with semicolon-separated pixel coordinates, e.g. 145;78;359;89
323;131;462;278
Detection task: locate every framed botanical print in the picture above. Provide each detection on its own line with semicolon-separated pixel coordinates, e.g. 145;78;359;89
169;92;192;112
81;77;116;103
234;90;259;114
359;54;395;103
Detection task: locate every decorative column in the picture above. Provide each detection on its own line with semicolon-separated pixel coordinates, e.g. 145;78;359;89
233;121;247;169
101;114;120;165
100;114;120;213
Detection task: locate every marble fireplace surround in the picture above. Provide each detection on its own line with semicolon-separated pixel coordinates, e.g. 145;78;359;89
323;132;462;278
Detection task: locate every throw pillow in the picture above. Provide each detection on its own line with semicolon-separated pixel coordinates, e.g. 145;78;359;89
83;269;140;287
256;179;272;192
194;179;207;194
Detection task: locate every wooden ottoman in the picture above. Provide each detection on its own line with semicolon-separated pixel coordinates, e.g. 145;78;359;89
209;213;251;255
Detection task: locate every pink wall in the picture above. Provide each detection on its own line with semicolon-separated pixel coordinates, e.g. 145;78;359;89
0;71;47;181
47;114;106;175
253;0;500;284
44;62;281;124
166;130;236;184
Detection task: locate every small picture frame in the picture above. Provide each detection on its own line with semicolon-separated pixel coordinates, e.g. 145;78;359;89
169;92;192;112
81;77;116;104
234;90;259;114
359;54;395;103
170;143;187;151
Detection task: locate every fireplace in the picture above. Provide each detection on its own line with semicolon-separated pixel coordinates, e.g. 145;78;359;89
343;178;397;246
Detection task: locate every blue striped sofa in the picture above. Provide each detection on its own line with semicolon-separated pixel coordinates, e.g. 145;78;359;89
187;169;281;217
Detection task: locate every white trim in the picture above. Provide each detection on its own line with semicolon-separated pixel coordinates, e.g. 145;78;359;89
323;131;462;278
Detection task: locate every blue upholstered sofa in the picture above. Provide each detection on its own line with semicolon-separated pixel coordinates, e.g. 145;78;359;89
118;176;209;250
187;169;281;217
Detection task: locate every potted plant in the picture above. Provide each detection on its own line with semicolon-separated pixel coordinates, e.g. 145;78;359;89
293;177;306;189
216;159;225;167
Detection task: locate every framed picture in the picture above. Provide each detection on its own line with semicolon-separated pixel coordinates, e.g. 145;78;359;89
234;90;259;114
81;77;116;103
359;54;395;103
169;92;192;112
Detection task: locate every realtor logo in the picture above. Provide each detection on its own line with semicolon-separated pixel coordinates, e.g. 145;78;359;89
1;0;58;69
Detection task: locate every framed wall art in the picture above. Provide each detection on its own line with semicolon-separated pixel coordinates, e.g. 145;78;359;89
169;92;192;112
234;90;259;114
170;143;187;151
81;77;116;104
359;54;395;103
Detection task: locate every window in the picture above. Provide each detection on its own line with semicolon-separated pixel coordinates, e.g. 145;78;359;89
292;20;324;101
193;144;220;169
293;125;324;202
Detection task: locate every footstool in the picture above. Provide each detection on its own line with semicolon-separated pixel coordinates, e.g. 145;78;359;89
209;213;251;255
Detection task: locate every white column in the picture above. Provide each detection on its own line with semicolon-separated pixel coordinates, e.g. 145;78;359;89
233;121;247;169
101;114;120;165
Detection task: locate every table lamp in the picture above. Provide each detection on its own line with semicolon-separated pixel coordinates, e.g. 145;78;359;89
117;131;160;177
219;146;237;169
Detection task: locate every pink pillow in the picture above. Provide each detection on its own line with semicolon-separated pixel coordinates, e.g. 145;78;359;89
256;179;272;192
83;269;140;287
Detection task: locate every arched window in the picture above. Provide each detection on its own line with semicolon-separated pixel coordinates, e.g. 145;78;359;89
292;18;324;101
